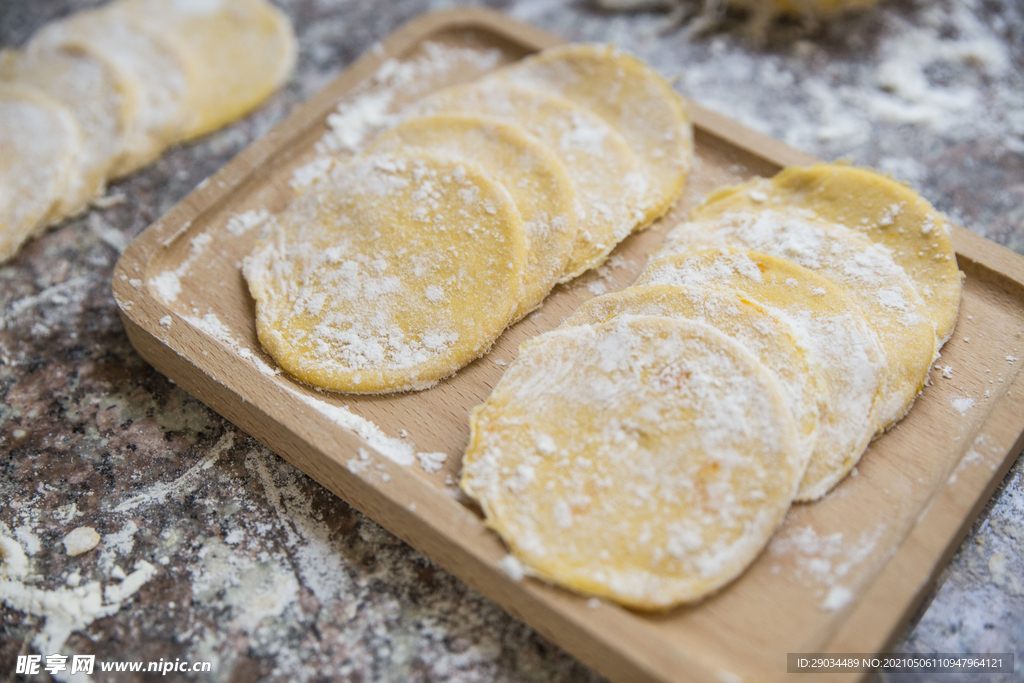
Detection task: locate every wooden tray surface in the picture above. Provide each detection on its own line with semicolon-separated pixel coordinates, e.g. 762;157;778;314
112;9;1024;683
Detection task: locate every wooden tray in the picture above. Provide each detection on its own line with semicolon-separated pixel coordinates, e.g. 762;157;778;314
112;9;1024;683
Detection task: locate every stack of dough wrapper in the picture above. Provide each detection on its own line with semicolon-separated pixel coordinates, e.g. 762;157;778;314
462;162;963;609
0;0;296;262
243;43;695;394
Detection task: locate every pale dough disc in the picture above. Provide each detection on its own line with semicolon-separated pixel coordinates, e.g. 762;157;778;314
0;84;81;262
27;3;192;177
0;45;133;220
462;315;802;609
367;114;577;317
242;152;528;393
659;208;937;428
408;81;642;279
493;43;693;227
692;163;962;345
638;248;886;501
564;284;821;475
120;0;296;141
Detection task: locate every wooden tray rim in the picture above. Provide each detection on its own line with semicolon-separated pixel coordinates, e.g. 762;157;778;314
111;8;1024;682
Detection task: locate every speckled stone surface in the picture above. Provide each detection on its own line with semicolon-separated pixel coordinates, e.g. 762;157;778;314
1;0;1022;681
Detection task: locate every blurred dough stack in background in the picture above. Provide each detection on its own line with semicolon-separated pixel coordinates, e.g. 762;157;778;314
594;0;883;37
0;0;296;262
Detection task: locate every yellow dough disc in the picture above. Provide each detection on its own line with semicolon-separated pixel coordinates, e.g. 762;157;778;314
564;284;821;475
659;209;937;428
121;0;296;141
692;163;962;345
368;114;577;317
462;316;802;609
0;84;81;262
638;248;886;501
408;81;642;279
243;152;528;393
25;3;191;177
494;43;693;227
0;45;133;220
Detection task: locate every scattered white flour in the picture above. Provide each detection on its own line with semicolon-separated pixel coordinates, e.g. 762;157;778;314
581;0;1024;185
159;315;172;328
225;209;269;236
0;536;29;579
587;597;601;609
291;392;415;466
948;433;1001;484
178;312;448;476
184;312;280;376
951;395;975;416
14;526;41;556
1007;355;1019;362
0;533;157;660
103;521;138;557
822;586;854;611
115;434;235;512
149;232;212;304
416;451;448;474
188;536;299;632
587;280;608;295
769;523;880;602
316;41;502;158
988;552;1023;595
246;449;354;607
324;90;398;153
55;502;79;525
63;526;100;556
497;554;527;582
347;447;371;475
290;156;333;190
104;561;158;604
941;365;953;379
5;276;91;319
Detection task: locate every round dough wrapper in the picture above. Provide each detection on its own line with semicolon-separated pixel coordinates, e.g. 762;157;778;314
462;316;803;609
0;45;132;220
0;84;81;262
692;163;962;345
26;3;192;177
659;209;937;429
368;114;577;317
564;284;821;475
120;0;296;141
638;248;885;501
409;81;642;279
494;43;692;227
243;152;528;393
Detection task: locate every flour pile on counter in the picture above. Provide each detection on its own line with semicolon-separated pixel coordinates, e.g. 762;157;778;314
0;0;296;262
462;162;962;608
243;43;693;394
1;531;158;659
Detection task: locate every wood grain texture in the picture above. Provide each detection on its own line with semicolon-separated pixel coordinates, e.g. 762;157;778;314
112;9;1024;683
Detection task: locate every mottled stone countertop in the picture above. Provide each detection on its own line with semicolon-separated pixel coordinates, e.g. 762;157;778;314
1;0;1022;681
